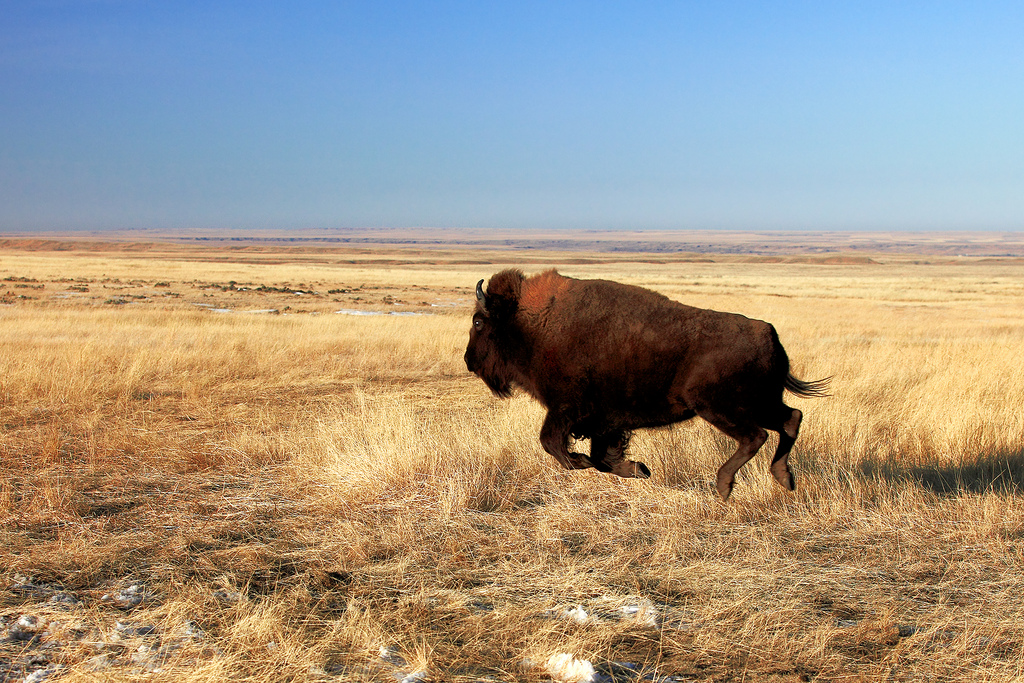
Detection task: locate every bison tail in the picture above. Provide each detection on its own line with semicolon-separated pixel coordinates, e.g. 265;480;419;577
784;373;832;398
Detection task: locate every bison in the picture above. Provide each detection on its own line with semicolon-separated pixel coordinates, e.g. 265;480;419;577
464;269;829;501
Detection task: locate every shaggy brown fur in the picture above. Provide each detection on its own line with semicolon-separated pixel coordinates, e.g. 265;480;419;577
464;269;829;501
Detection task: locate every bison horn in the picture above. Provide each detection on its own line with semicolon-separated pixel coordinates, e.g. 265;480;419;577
476;279;487;307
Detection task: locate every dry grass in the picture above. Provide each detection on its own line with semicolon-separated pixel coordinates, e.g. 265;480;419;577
2;239;1024;682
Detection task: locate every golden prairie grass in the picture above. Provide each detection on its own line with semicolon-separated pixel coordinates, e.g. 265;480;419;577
2;241;1024;682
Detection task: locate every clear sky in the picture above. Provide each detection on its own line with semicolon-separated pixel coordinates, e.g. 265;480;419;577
1;1;1022;232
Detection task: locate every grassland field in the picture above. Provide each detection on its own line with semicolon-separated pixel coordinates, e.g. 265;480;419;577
2;234;1024;682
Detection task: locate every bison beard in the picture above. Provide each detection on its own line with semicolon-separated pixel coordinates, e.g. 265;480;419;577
464;269;830;501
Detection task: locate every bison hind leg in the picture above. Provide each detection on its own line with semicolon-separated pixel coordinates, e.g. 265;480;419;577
716;428;768;501
591;431;650;479
768;407;802;491
698;409;769;501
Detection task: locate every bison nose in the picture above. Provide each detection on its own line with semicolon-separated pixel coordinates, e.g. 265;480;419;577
464;350;475;372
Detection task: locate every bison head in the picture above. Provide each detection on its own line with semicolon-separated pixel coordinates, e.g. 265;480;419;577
464;270;524;398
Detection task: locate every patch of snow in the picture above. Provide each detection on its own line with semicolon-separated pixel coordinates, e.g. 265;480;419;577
192;303;233;313
544;604;599;625
563;605;594;624
335;309;429;316
10;614;47;640
101;583;151;609
546;653;597;683
23;665;66;682
619;600;661;628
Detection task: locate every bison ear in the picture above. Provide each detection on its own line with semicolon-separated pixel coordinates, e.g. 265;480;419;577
483;269;523;322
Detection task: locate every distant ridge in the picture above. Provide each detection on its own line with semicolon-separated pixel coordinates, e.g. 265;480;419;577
3;229;1024;258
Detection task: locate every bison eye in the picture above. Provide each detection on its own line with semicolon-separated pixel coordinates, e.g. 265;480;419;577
473;319;483;330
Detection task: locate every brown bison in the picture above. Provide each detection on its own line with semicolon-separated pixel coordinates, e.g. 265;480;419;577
464;269;829;501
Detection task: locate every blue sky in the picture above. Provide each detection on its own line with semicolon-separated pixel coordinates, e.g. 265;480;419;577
1;1;1022;232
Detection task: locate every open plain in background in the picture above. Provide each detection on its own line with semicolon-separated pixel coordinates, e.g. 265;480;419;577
2;232;1024;682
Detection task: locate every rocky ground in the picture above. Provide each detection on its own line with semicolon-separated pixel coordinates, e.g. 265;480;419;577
3;573;719;682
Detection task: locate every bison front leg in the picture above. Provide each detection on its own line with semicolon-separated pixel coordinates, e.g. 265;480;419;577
590;431;650;479
539;411;591;471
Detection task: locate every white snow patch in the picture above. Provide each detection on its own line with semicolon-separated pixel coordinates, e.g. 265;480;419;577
192;303;232;313
619;600;661;628
334;309;429;317
545;653;597;683
563;605;594;624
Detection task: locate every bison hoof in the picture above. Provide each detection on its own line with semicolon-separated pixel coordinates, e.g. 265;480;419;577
716;477;734;502
611;460;650;478
770;465;796;491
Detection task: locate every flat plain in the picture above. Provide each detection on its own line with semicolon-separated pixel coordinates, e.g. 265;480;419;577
2;232;1024;682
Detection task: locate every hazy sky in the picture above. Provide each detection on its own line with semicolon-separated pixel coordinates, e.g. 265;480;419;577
2;1;1022;232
